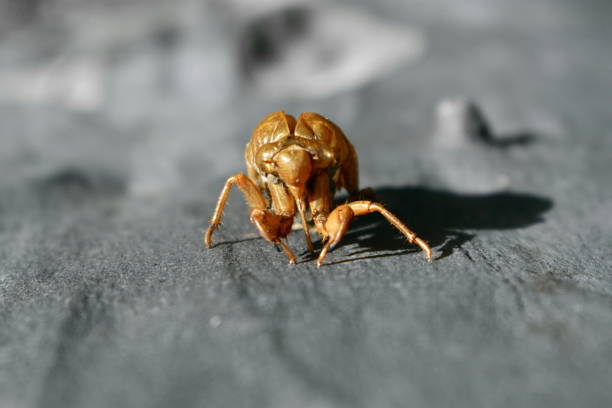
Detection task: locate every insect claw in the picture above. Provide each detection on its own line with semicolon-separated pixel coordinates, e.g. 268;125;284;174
414;237;433;261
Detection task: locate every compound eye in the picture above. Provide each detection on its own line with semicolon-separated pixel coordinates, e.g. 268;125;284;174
314;145;334;168
255;143;279;172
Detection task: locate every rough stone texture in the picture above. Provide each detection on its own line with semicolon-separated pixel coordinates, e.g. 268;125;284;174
1;0;611;407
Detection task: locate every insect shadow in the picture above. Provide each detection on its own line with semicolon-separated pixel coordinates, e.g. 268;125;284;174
302;186;553;263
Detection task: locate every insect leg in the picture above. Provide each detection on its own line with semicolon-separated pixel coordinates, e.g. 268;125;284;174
266;180;313;253
317;200;432;266
204;173;266;248
307;171;333;243
275;239;296;265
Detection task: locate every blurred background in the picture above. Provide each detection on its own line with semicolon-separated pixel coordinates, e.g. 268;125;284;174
2;1;612;407
4;0;609;196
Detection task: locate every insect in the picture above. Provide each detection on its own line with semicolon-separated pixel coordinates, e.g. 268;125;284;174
204;111;432;266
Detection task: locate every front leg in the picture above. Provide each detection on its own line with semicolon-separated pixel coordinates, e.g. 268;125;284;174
317;200;432;267
307;171;333;243
249;208;296;264
204;173;296;264
308;172;375;243
266;178;313;253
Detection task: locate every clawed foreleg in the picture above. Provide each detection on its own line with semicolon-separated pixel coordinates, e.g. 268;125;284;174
204;173;296;264
317;200;432;267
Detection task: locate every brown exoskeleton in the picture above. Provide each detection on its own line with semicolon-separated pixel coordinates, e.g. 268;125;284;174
204;111;432;266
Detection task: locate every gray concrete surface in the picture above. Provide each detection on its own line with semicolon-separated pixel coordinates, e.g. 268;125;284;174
1;0;612;407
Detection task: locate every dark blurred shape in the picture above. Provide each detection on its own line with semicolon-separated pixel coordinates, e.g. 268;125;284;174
434;99;536;148
33;167;126;204
239;5;311;76
228;0;424;98
486;131;536;148
376;186;552;231
4;0;40;25
152;25;181;50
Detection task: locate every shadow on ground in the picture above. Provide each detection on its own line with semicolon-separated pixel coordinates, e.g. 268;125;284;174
307;186;553;263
